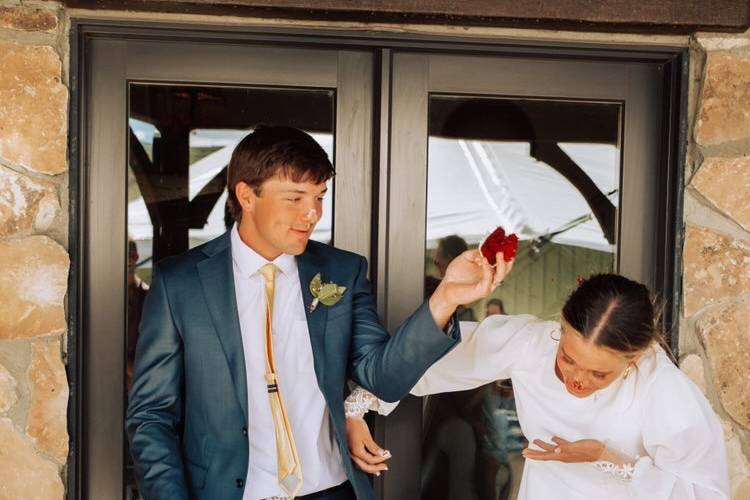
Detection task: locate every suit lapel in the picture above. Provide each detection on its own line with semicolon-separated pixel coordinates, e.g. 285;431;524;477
296;244;329;391
196;233;249;423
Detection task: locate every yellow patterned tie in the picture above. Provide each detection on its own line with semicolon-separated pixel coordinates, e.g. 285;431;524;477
259;263;304;498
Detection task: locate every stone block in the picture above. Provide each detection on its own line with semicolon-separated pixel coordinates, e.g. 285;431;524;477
26;340;68;464
0;362;18;413
679;353;707;395
0;418;63;500
0;165;60;237
691;157;750;232
0;6;57;32
697;36;750;52
697;297;750;429
723;417;750;500
0;42;67;175
0;236;68;340
735;478;750;500
695;52;750;146
683;225;750;317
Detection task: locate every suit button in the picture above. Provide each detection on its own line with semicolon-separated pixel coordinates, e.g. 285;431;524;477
236;478;245;488
242;427;248;436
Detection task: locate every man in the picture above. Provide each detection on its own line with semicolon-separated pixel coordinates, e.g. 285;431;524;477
429;235;476;322
126;238;149;391
126;126;500;500
432;235;468;279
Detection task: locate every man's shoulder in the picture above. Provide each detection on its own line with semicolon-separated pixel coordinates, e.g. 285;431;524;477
155;233;228;277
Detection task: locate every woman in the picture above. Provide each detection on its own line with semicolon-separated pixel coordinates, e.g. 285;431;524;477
345;273;729;499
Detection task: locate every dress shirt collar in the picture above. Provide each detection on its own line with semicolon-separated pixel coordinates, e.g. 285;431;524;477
230;223;297;279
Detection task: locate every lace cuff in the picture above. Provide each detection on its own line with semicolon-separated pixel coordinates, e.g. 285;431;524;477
592;445;639;482
345;385;400;418
593;460;637;481
345;386;379;419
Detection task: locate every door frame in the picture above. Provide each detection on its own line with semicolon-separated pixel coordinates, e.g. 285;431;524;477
69;20;687;500
72;27;375;499
381;49;682;498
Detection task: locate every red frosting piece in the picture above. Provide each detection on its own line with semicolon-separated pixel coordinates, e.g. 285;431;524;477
480;227;519;265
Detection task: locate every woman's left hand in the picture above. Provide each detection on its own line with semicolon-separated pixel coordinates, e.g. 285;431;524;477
522;437;605;463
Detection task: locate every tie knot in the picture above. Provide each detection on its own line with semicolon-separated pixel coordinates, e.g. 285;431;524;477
259;263;279;283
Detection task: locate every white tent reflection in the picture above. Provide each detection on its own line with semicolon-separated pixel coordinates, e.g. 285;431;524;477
128;126;618;267
127;127;333;265
426;138;618;251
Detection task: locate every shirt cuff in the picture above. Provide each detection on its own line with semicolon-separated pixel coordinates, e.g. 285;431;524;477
444;317;455;335
443;313;460;340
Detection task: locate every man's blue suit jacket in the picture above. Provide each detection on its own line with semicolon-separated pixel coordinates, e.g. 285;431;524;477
126;231;460;500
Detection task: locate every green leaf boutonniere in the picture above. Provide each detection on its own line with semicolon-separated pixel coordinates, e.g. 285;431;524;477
308;273;347;313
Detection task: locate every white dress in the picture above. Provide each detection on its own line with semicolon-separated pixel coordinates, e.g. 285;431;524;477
376;314;730;500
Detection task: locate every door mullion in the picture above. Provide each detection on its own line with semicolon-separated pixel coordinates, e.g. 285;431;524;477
334;51;375;258
381;52;430;500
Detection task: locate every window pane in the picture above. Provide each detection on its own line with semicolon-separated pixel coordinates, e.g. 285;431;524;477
422;96;620;500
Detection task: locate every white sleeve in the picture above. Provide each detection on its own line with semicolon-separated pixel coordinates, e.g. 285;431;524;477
344;314;555;417
627;366;730;500
410;314;555;396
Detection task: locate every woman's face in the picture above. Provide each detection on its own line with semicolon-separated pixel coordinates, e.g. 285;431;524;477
555;320;634;398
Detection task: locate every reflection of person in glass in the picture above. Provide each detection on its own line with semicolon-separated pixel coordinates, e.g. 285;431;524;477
420;235;484;500
485;298;505;317
126;238;149;392
126;126;502;500
477;380;525;500
429;235;477;322
479;297;526;500
347;274;729;500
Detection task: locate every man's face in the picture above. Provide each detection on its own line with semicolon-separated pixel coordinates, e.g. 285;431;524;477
237;173;327;259
127;242;139;282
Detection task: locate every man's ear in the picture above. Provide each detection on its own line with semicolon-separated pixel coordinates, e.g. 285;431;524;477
235;182;257;213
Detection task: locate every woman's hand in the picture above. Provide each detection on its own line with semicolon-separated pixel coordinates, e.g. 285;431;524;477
442;250;514;303
522;437;605;463
345;417;391;476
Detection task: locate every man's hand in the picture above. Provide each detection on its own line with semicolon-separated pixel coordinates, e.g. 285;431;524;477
429;250;514;327
346;417;391;476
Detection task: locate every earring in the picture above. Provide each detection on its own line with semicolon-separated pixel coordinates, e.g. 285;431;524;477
622;365;632;379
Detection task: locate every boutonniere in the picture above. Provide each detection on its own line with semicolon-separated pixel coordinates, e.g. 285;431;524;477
308;273;347;313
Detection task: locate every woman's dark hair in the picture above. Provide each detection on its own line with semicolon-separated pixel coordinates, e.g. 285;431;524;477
227;125;335;222
561;274;662;355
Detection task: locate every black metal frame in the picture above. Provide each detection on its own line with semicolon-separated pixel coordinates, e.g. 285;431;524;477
68;19;687;500
67;21;83;500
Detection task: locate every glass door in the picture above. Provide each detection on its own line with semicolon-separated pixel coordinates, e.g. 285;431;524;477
83;38;374;499
380;52;667;500
79;32;680;500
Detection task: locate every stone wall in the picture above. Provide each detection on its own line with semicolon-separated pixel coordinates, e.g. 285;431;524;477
679;29;750;500
0;1;748;499
0;1;69;499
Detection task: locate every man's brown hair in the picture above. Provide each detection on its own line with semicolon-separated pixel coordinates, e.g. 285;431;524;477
227;125;335;222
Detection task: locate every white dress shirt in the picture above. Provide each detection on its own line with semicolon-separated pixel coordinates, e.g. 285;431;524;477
230;226;347;500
